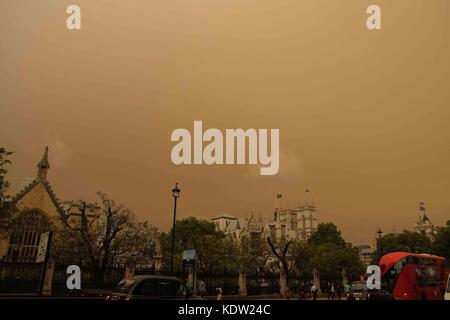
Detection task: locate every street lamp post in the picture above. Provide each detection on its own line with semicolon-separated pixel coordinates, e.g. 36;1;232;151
170;183;181;273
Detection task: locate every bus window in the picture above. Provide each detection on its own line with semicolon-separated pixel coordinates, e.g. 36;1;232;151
391;258;407;277
383;257;407;293
416;267;439;288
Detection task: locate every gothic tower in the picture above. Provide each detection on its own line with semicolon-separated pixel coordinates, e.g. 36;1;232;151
36;146;50;181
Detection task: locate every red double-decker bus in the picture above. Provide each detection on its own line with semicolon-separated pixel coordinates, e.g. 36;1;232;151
379;252;449;300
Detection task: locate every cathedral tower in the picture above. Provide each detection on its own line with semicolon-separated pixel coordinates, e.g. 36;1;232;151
36;146;50;181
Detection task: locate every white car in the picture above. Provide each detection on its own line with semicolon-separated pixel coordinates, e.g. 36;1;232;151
445;274;450;301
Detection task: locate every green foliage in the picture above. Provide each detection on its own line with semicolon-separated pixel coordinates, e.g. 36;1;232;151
0;147;15;237
291;223;364;280
160;217;237;273
179;221;364;281
0;148;13;200
290;241;315;278
307;222;347;248
52;226;89;264
372;230;434;263
237;234;271;274
433;220;450;260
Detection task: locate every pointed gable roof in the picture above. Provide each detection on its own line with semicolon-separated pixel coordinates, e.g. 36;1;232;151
225;219;241;232
10;179;65;216
37;146;50;169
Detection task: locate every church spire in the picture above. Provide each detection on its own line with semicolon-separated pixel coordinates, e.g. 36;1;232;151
37;146;50;181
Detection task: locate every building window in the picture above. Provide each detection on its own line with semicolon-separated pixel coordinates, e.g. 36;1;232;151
248;232;260;253
281;225;286;241
6;210;49;262
291;220;297;231
270;225;276;240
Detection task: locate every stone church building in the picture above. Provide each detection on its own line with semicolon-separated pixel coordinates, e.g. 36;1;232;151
211;202;318;244
0;147;64;262
0;147;160;270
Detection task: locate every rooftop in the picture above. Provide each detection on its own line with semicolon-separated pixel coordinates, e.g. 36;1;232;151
211;214;237;220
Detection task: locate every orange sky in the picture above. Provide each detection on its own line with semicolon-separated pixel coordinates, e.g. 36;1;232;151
1;0;450;244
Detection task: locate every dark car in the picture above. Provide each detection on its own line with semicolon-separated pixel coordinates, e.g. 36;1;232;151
106;275;202;300
347;281;393;300
348;281;368;300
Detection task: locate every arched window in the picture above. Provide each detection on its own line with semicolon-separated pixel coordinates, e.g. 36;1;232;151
6;209;49;262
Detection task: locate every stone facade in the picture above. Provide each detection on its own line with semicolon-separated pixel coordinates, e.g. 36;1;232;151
413;204;435;238
0;147;63;261
355;244;374;267
268;203;318;242
212;202;318;243
211;214;262;244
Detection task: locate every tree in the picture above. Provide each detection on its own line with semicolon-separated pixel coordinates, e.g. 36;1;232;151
267;236;292;283
372;230;434;263
308;223;347;248
334;245;365;277
312;243;363;282
52;225;89;265
314;243;363;280
235;233;272;275
57;192;159;273
433;220;450;260
0;147;15;237
288;223;365;284
0;148;13;202
290;241;315;279
160;217;236;273
109;220;159;266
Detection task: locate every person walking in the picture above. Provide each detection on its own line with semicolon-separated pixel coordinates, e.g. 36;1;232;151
216;287;223;300
311;284;318;300
327;282;332;300
329;283;335;300
198;279;206;297
186;278;193;293
344;282;351;299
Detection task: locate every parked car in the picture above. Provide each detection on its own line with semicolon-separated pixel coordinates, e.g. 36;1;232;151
348;281;368;300
347;281;393;300
106;275;202;300
445;274;450;301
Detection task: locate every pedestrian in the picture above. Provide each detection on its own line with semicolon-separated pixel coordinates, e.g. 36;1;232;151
329;283;335;300
198;279;206;297
216;287;223;300
327;282;332;300
311;283;318;300
186;278;193;292
344;282;351;299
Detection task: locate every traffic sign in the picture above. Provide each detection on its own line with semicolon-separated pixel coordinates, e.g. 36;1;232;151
182;249;196;262
36;231;50;263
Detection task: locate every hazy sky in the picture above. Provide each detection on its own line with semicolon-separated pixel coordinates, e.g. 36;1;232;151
1;0;450;244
